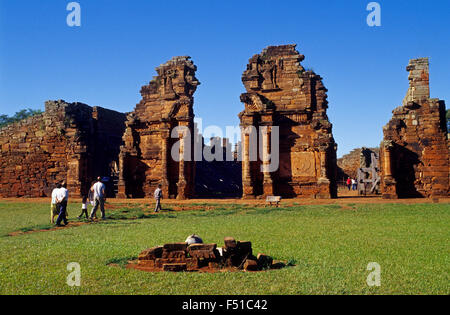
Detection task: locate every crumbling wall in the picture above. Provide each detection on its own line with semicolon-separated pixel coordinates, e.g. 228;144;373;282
380;58;449;198
0;100;126;198
239;45;337;199
118;56;200;199
337;147;379;181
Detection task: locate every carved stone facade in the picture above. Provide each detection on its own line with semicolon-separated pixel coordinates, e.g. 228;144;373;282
380;58;449;198
118;56;200;199
239;45;337;199
0;100;126;197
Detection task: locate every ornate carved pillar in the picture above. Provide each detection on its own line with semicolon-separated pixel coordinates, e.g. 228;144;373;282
117;151;127;198
176;128;187;200
161;127;170;198
318;149;330;184
262;126;274;196
242;125;254;198
383;142;393;178
382;140;397;199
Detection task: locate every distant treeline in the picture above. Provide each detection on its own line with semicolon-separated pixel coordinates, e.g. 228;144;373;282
0;109;43;128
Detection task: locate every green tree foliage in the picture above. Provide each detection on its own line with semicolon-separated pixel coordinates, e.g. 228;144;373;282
0;109;43;128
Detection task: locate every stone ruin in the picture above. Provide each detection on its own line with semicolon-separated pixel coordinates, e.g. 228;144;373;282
131;237;281;273
118;56;200;199
0;100;125;197
337;147;381;195
2;50;446;201
380;58;449;198
239;45;338;199
337;147;379;180
195;137;242;198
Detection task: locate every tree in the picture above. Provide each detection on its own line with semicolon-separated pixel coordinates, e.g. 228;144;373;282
0;108;43;128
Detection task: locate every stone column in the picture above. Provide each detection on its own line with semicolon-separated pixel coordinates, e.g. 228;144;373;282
241;126;254;198
161;129;170;198
262;126;274;196
177;129;187;200
382;140;397;199
383;141;393;178
316;149;331;199
117;151;127;198
318;150;330;183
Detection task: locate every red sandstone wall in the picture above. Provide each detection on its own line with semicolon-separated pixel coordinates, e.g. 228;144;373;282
119;56;199;199
0;100;126;198
380;58;449;198
239;45;337;199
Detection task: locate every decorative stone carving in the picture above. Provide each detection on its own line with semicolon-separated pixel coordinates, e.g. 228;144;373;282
118;56;199;199
239;45;337;199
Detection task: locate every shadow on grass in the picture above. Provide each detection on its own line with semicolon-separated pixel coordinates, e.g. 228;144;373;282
106;256;138;268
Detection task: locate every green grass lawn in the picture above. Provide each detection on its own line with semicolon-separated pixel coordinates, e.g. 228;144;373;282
0;201;448;295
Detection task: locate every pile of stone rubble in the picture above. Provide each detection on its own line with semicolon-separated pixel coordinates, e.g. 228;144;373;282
136;236;281;272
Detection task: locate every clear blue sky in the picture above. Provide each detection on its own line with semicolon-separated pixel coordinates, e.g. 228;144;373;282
0;0;448;157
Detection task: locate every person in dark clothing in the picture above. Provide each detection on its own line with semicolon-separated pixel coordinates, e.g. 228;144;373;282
55;182;69;226
78;195;89;220
154;184;163;213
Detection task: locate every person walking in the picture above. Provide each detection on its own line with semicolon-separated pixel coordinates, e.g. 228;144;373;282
346;177;352;191
78;195;89;220
90;177;106;220
55;182;69;226
50;183;61;224
154;184;163;213
352;178;357;191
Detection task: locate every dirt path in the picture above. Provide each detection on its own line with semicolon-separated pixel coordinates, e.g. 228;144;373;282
7;221;90;237
1;196;448;206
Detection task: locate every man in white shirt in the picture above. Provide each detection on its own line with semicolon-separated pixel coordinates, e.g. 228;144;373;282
55;182;69;226
352;178;357;191
154;184;163;213
90;177;106;220
50;183;61;224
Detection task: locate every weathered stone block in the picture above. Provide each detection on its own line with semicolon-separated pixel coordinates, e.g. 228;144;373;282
138;246;163;260
163;243;188;252
163;263;187;272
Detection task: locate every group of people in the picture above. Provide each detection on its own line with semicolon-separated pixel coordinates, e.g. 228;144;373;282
50;177;106;226
346;177;358;191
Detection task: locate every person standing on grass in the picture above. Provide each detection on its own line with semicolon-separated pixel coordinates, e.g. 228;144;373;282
154;184;163;213
90;177;106;220
78;195;89;220
55;182;69;227
50;183;61;224
352;178;357;191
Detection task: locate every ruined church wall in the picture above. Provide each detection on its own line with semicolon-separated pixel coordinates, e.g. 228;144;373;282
380;58;449;198
119;56;199;199
0;100;126;198
240;45;337;199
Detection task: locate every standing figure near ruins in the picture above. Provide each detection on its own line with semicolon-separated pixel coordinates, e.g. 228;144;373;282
55;182;69;227
50;183;61;224
90;177;106;220
154;184;163;213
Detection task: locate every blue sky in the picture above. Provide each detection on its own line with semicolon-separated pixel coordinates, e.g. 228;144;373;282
0;0;448;157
